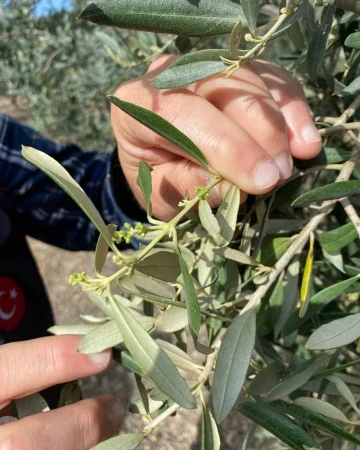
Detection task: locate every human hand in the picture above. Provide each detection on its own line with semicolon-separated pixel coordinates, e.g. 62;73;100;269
0;335;124;450
111;56;322;221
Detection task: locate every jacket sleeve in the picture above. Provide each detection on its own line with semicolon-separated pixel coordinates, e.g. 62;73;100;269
0;113;145;251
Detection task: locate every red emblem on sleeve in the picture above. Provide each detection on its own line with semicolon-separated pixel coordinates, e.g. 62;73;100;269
0;277;26;331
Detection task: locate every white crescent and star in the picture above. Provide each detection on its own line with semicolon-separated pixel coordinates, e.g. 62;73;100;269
0;289;18;321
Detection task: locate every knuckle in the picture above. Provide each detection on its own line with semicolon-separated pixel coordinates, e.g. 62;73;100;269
76;399;108;446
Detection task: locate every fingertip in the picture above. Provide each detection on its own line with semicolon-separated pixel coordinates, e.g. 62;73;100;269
281;101;323;160
87;350;112;369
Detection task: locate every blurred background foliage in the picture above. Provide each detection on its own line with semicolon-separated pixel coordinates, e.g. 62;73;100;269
0;0;176;149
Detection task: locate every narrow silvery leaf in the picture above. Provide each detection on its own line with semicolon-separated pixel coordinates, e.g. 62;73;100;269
292;181;360;206
130;393;163;415
267;355;327;401
178;249;214;355
108;296;196;409
322;248;345;273
342;76;360;96
213;309;256;423
137;161;152;218
119;272;175;301
248;362;286;396
22;147;116;251
326;375;360;414
213;246;259;266
79;0;269;37
153;50;231;89
284;275;360;335
133;374;150;415
295;146;355;169
213;184;240;247
108;96;209;168
156;339;202;372
319;223;357;253
95;224;117;275
238;402;321;450
272;400;360;446
80;314;110;324
345;32;360;49
241;0;260;33
306;312;360;350
155;306;188;333
274;260;299;339
48;324;98;335
257;237;292;267
137;249;181;282
86;291;113;317
269;0;309;42
78;316;154;354
15;393;49;419
199;200;220;236
307;5;335;83
201;404;221;450
295;397;349;423
90;432;145;450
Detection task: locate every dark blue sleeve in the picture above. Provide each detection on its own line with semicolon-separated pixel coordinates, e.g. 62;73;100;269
0;113;141;251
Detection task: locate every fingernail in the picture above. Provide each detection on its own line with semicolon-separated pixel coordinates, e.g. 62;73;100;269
276;154;293;179
111;398;124;432
88;350;111;366
253;160;279;190
302;123;321;143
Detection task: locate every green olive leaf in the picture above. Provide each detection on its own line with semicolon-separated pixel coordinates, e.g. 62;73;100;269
267;355;327;401
90;432;145;450
95;224;117;275
213;308;256;423
177;248;214;355
306;312;360;351
292;181;360;207
272;400;360;446
307;5;335;83
238;401;321;450
155;306;188;333
294;397;349;423
319;222;358;253
241;0;260;33
77;316;154;354
201;404;221;450
21;146;117;251
108;296;196;409
345;31;360;49
137;161;153;219
199;200;220;236
137;249;181;282
212;185;240;247
78;0;269;37
108;96;209;168
283;275;360;336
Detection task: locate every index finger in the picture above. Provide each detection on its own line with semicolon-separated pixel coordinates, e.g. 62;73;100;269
0;335;111;407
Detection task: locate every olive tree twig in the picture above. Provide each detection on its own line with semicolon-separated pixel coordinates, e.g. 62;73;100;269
242;95;360;314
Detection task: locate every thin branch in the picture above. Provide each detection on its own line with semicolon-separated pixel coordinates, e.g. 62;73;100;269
242;155;359;314
319;122;360;136
340;198;360;239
